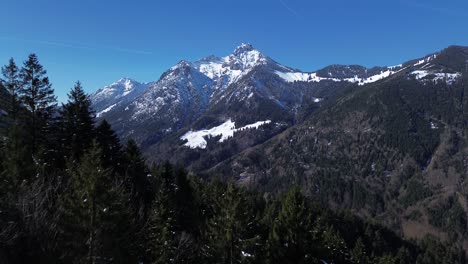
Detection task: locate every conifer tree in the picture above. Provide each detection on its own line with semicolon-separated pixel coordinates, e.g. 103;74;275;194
174;167;199;234
322;225;349;263
58;141;136;264
204;183;257;264
146;162;177;264
96;120;123;171
18;53;56;154
1;58;20;120
59;81;95;162
0;123;32;187
268;187;313;264
122;139;151;219
351;237;369;264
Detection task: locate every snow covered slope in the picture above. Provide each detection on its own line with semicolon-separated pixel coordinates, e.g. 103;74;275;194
180;119;271;149
90;78;149;118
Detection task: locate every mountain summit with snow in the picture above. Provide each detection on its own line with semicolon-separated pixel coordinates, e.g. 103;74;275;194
90;77;149;117
90;44;464;169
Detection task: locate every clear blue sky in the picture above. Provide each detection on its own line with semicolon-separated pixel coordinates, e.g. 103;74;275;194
1;0;467;102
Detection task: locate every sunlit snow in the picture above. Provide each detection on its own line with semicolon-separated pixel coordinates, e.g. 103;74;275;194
192;43;267;91
411;70;461;85
275;68;402;86
181;119;271;149
96;103;116;117
357;70;395;85
413;54;437;66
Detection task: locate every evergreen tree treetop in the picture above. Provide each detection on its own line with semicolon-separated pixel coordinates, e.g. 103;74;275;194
1;58;20;119
19;53;56;113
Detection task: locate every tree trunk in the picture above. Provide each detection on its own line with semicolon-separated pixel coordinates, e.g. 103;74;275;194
88;199;96;264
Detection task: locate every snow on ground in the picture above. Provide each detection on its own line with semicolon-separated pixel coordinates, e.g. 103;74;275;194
357;69;395;86
275;71;342;83
275;68;402;86
410;70;461;85
181;119;271;149
121;79;136;97
96;103;116;117
413;54;437;66
274;71;311;82
389;64;403;70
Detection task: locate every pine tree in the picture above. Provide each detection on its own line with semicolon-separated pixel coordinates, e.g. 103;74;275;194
0;122;33;186
1;58;20;120
122;139;151;219
96;120;123;171
268;187;313;264
351;237;369;264
58;141;136;264
59;81;95;162
321;225;349;263
18;53;57;154
146;163;177;264
174;167;198;235
204;183;258;264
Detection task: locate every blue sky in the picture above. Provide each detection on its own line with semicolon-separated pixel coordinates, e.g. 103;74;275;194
1;0;467;102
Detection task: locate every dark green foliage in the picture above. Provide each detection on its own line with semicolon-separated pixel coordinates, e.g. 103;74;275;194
400;178;433;207
18;53;57;154
427;196;467;239
96;120;123;171
203;183;259;264
0;123;33;187
1;58;20;120
146;163;200;264
59;81;95;162
268;187;314;263
57;142;137;264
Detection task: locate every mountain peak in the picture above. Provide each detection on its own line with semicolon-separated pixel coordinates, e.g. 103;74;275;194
233;43;255;55
114;77;137;85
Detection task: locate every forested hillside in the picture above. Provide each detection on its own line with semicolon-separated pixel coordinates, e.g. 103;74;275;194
1;54;466;263
216;46;468;250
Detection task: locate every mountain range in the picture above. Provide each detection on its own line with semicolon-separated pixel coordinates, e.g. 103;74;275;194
91;43;407;155
91;44;468;248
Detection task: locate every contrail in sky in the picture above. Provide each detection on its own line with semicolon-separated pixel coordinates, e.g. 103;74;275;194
0;36;154;55
279;0;302;18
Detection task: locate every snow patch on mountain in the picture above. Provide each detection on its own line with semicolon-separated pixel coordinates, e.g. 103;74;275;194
181;119;271;149
410;70;461;85
358;69;395;86
96;104;116;118
275;68;401;86
414;54;437;66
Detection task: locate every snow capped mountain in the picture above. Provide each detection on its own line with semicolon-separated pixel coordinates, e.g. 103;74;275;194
94;44;285;142
188;43;269;94
129;61;214;126
92;43;465;161
86;44;468;179
90;77;149;117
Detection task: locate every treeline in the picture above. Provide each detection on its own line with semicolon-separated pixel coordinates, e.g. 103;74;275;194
0;55;465;264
